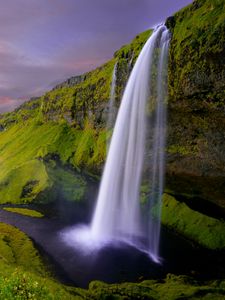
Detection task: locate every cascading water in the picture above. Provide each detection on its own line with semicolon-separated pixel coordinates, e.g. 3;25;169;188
61;24;170;263
146;27;170;261
91;24;170;261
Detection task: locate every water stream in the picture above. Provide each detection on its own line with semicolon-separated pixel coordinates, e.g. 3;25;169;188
62;25;170;263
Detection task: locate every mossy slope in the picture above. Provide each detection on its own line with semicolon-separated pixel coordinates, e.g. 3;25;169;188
0;29;151;131
2;207;44;218
0;30;151;205
0;222;78;299
87;275;225;300
0;121;102;204
161;194;225;250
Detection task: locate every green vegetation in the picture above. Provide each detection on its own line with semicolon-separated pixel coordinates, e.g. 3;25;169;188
0;222;86;299
2;207;44;218
86;275;225;300
0;30;152;205
0;121;103;204
0;271;66;300
0;98;42;129
167;144;197;156
0;222;45;275
0;1;224;298
161;194;225;250
167;0;225;104
0;29;151;131
165;0;225;206
1;222;224;299
43;163;87;203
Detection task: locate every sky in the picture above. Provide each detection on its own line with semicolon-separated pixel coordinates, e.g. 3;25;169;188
0;0;192;113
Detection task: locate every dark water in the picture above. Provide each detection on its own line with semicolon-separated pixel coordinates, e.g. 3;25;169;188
0;203;224;289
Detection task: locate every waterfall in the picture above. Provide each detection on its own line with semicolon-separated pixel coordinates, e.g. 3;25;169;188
91;24;170;262
61;24;170;263
147;28;170;261
106;62;118;131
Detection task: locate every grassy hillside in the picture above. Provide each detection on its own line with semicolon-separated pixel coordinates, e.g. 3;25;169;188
0;30;151;205
0;222;79;299
0;121;91;204
161;194;225;250
0;29;151;130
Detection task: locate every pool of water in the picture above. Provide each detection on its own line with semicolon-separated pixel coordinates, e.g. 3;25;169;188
0;204;224;288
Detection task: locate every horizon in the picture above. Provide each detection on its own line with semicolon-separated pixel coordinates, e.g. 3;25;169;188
0;0;192;113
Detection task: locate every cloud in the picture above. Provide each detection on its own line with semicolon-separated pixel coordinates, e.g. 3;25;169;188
0;96;24;113
0;0;193;113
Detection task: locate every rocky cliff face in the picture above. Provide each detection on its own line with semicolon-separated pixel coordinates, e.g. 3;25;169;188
165;0;225;209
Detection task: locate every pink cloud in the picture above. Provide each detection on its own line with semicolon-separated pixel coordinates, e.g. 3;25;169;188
0;96;25;113
0;96;15;105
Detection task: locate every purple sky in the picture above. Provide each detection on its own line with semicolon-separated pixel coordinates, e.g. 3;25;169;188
0;0;192;113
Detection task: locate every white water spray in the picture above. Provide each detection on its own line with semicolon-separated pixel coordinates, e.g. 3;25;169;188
91;24;170;260
146;27;170;261
62;25;170;263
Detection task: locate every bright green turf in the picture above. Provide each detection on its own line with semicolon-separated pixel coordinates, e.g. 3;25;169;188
2;207;44;218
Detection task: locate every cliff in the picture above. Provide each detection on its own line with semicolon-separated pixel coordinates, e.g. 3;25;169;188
0;0;224;247
0;30;151;204
165;0;225;209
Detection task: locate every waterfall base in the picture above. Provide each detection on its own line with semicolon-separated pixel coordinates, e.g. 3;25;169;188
60;225;162;264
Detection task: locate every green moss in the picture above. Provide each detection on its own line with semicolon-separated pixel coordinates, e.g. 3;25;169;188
1;270;225;300
85;275;225;300
0;223;224;299
152;274;225;300
0;272;53;300
88;280;157;300
115;29;152;61
2;208;44;218
167;0;225;103
167;145;196;156
165;0;225;197
0;223;85;299
69;122;107;168
36;29;152;131
0;29;152;131
0;160;49;204
0;121;104;204
140;183;151;205
160;194;225;250
0;222;46;275
0;270;86;300
42;162;87;203
0;28;154;205
0;98;42;129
